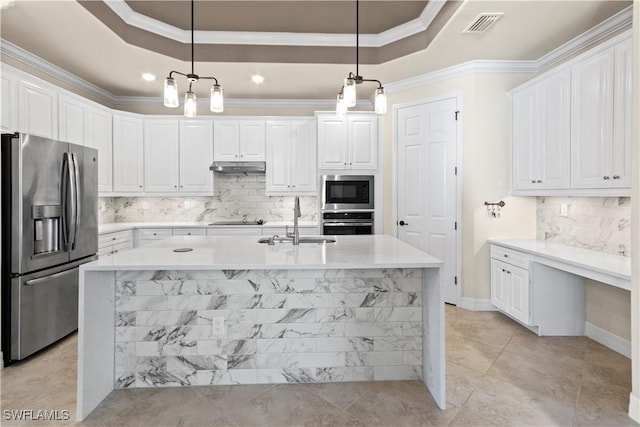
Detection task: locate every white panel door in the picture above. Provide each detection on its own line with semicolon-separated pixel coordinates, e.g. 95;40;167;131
571;48;614;188
612;38;632;188
113;115;144;192
19;79;58;139
508;266;530;324
491;260;509;311
397;97;458;304
213;120;239;161
318;116;347;169
179;120;213;192
512;86;538;190
58;94;86;145
291;119;317;192
144;119;179;192
266;121;291;193
538;69;571;189
348;116;377;169
85;107;113;192
239;120;266;161
1;73;18;133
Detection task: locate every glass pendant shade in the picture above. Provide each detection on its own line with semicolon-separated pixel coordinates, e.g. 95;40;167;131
210;84;224;113
163;78;179;108
336;93;347;117
184;91;197;117
343;77;357;107
374;87;387;115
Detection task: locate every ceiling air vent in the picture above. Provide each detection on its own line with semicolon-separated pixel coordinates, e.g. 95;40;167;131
463;12;504;33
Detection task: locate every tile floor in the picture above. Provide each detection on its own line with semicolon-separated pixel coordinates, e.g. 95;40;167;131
1;305;636;426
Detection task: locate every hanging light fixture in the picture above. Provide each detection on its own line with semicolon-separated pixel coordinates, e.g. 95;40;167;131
163;0;224;115
336;0;387;116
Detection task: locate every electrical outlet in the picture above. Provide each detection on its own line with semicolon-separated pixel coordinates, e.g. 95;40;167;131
560;203;568;217
184;200;191;209
142;201;149;210
212;318;225;336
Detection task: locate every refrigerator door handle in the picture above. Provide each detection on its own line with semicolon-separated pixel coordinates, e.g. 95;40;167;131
71;153;81;250
61;153;70;249
61;152;78;250
25;268;76;286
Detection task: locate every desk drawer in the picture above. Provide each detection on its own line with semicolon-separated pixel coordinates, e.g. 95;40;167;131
137;228;173;240
491;245;530;270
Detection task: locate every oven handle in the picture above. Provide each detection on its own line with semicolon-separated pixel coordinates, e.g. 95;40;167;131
322;222;374;226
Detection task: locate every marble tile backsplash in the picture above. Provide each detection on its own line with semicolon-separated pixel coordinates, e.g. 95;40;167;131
537;197;631;257
99;173;317;223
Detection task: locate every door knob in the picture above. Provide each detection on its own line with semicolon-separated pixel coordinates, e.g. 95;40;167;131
398;220;408;226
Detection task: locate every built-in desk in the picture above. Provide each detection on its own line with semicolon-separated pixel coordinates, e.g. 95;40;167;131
489;239;630;337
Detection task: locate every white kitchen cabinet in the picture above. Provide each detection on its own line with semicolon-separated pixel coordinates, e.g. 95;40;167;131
58;93;86;145
144;119;180;192
85;106;113;193
214;120;265;161
173;228;206;236
19;78;58;139
1;72;18;133
179;120;213;192
113;114;144;193
98;230;133;257
136;228;173;247
266;119;317;194
612;38;632;188
317;113;377;170
490;246;531;325
512;69;570;191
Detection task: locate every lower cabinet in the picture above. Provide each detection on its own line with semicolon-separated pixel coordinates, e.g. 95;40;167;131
490;245;531;325
98;230;133;257
173;228;206;236
136;228;173;247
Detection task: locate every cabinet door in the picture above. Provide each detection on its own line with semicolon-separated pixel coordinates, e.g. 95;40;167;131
348;116;377;169
612;39;632;188
1;73;18;133
512;87;538;190
113;115;144;192
213;120;239;161
58;94;86;145
508;266;530;324
571;48;614;188
291;119;317;192
265;121;292;193
144;119;179;192
538;69;570;189
318;116;347;169
179;120;213;192
86;107;113;193
491;259;509;311
19;79;58;139
239;120;266;161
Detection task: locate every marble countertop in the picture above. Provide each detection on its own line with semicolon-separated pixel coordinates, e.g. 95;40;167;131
490;239;631;283
82;235;442;271
98;221;319;234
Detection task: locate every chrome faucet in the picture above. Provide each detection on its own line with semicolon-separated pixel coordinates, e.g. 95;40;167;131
290;196;301;245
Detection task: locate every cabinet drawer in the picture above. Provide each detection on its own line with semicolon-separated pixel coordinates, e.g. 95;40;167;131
112;241;133;254
491;245;530;270
173;228;206;236
98;230;132;247
137;228;172;239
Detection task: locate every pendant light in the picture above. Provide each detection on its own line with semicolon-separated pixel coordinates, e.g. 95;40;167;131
163;0;224;115
336;0;387;116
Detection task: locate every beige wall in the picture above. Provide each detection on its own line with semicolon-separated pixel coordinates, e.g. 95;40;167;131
586;280;632;341
381;72;537;301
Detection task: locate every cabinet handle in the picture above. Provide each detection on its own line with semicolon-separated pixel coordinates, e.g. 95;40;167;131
292;185;296;188
235;155;238;158
537;180;542;183
287;185;291;188
187;233;191;235
180;185;183;188
507;271;511;274
603;176;610;180
531;180;536;184
153;233;157;236
502;269;505;272
240;154;243;158
114;250;119;253
139;185;143;188
174;185;177;188
503;254;508;258
112;237;116;240
613;175;620;180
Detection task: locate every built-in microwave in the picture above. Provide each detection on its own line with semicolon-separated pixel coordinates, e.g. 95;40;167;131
321;175;374;211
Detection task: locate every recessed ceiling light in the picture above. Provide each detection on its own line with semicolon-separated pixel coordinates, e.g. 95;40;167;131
251;75;265;84
142;73;156;82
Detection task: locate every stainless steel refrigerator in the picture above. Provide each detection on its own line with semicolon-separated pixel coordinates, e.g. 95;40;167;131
1;132;98;365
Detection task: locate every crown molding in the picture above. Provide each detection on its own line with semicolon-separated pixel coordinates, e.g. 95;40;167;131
103;0;444;48
112;96;359;110
0;39;115;103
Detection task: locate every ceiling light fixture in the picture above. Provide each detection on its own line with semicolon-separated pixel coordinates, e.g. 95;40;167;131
251;75;265;84
142;73;156;82
336;0;387;116
163;0;223;116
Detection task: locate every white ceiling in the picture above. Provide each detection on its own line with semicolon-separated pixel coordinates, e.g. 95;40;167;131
0;0;632;103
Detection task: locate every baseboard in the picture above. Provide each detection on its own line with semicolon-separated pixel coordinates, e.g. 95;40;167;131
458;297;498;311
629;393;640;424
584;322;631;358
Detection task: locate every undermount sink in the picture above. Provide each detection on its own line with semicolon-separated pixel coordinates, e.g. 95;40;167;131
258;236;336;244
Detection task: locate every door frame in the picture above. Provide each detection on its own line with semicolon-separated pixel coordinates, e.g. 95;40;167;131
392;91;463;306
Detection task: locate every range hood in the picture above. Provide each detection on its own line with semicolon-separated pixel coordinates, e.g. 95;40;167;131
209;161;266;173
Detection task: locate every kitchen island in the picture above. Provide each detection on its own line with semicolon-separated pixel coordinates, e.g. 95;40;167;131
77;235;444;420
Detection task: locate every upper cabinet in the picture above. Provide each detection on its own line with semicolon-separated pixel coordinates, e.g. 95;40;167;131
317;113;378;170
265;119;317;194
214;119;265;161
144;119;180;192
113;114;144;193
59;93;87;145
85;106;113;193
19;78;58;139
1;73;18;133
179;120;214;193
511;32;632;196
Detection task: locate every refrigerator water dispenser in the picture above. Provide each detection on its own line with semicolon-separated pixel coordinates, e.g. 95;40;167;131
32;205;61;255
